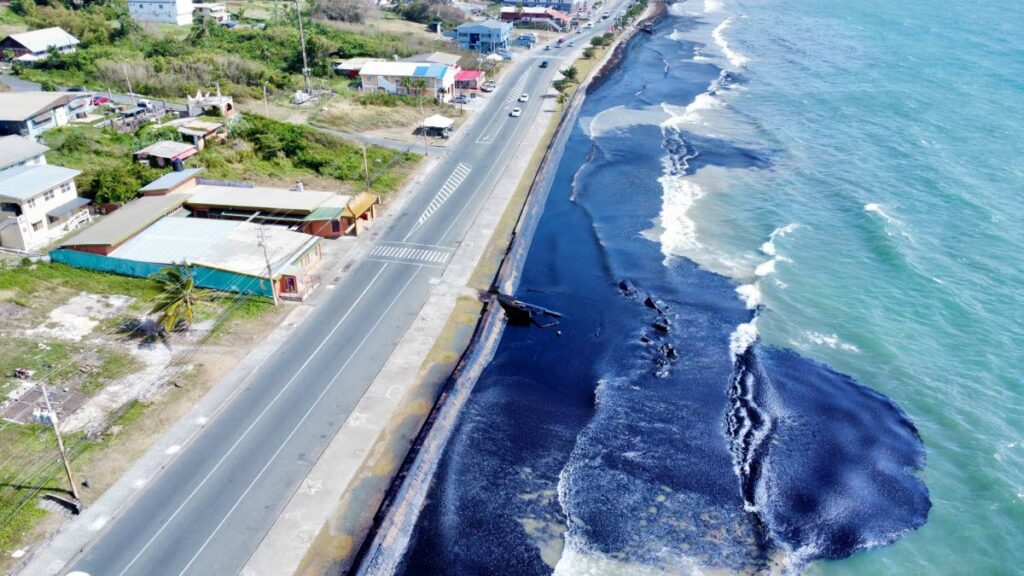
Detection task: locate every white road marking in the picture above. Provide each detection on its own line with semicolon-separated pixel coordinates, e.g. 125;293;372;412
405;163;472;237
370;242;452;267
176;267;423;576
114;264;392;576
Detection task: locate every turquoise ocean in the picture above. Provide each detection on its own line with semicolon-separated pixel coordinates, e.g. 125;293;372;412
672;0;1024;573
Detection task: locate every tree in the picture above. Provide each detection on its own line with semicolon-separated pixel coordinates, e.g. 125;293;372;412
556;93;566;107
582;46;595;59
149;265;215;334
89;165;142;205
562;65;578;83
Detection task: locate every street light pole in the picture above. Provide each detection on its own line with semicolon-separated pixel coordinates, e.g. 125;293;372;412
258;225;280;306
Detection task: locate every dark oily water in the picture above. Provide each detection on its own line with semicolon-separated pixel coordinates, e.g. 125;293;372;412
397;12;928;575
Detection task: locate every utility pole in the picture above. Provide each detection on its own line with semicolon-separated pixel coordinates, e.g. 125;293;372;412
361;143;371;192
39;385;81;505
263;83;270;115
122;60;136;106
258;226;280;306
295;0;312;97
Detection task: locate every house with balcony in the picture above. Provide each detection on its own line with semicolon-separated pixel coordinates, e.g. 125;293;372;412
0;92;94;138
0;164;90;252
0;27;79;63
358;61;456;102
500;0;586;15
454;19;513;53
193;2;230;23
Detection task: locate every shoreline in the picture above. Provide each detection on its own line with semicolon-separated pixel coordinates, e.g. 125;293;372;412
351;4;665;574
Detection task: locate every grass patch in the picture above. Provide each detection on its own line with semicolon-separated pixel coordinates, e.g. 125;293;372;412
0;262;162;302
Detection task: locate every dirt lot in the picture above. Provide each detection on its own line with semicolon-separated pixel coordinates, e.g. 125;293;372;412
0;262;287;567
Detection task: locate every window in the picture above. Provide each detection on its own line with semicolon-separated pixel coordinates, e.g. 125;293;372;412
61;182;72;194
31;220;43;231
25;198;36;209
44;189;55;201
331;220;341;233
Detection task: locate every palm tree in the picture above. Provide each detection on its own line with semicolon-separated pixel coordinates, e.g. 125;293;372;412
149;264;215;334
556;93;566;107
562;65;579;83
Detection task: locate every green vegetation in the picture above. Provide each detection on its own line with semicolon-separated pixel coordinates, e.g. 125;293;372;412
0;261;163;301
42;114;418;205
150;265;216;334
8;1;445;99
392;1;466;29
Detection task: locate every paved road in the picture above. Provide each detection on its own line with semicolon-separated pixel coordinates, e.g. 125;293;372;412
66;10;628;575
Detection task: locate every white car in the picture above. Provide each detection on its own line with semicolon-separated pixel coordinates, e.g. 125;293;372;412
584;22;594;28
518;93;529;102
510;107;522;117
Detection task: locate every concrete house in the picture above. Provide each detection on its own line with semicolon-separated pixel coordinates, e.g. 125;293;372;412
0;135;49;171
0;92;95;138
0;164;90;251
501;0;585;15
193;2;230;23
454;20;512;53
402;52;462;71
133;140;198;168
358;61;456;102
0;28;79;63
129;0;193;26
500;6;572;30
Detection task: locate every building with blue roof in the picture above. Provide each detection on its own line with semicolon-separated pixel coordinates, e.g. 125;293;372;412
0;163;90;251
358;61;457;102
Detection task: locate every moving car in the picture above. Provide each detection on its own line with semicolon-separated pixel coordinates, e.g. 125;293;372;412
481;81;497;92
544;45;551;50
585;21;594;28
510;107;522;117
518;93;529;102
540;60;549;68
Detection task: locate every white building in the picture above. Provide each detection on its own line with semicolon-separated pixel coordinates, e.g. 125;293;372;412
0;164;90;251
0;27;79;63
193;3;230;23
0;135;49;171
358;62;456;102
129;0;194;26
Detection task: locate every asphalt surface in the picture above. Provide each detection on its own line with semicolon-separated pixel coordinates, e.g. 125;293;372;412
65;12;628;576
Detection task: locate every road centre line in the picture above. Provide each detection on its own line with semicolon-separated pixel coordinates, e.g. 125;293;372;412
114;263;392;576
176;266;422;576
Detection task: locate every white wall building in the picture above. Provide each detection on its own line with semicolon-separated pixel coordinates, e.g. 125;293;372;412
0;165;90;252
0;135;49;171
129;0;194;26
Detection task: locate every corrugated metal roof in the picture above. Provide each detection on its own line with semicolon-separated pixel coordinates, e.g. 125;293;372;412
139;168;204;192
46;196;90;218
186;184;348;213
0;135;48;171
0;164;80;200
4;27;79;54
0;92;89;122
304;206;344;221
457;19;511;31
110;218;319;279
359;61;450;80
341;192;378;218
134;140;197;159
61;195;188;247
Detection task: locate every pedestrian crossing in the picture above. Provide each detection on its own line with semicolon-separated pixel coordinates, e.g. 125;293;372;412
416;162;472;227
505;74;529;102
369;242;453;267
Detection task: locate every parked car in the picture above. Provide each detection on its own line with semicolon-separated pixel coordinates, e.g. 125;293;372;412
91;96;110;106
540;61;549;68
510;107;522;117
481;81;496;93
518;93;529;102
453;94;470;104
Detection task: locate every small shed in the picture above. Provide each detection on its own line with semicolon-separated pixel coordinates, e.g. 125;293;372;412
455;70;485;91
177;120;225;150
422;114;454;138
133;140;198;168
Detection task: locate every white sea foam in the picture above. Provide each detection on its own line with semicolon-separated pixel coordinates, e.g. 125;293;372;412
712;17;749;68
804;331;860;352
656;165;706;257
760;223;800;256
754;256;790;277
704;0;724;13
730;319;759;360
736;283;762;309
865;202;914;241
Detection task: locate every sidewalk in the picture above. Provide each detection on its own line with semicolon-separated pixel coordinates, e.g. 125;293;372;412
13;154;444;576
240;60;562;576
